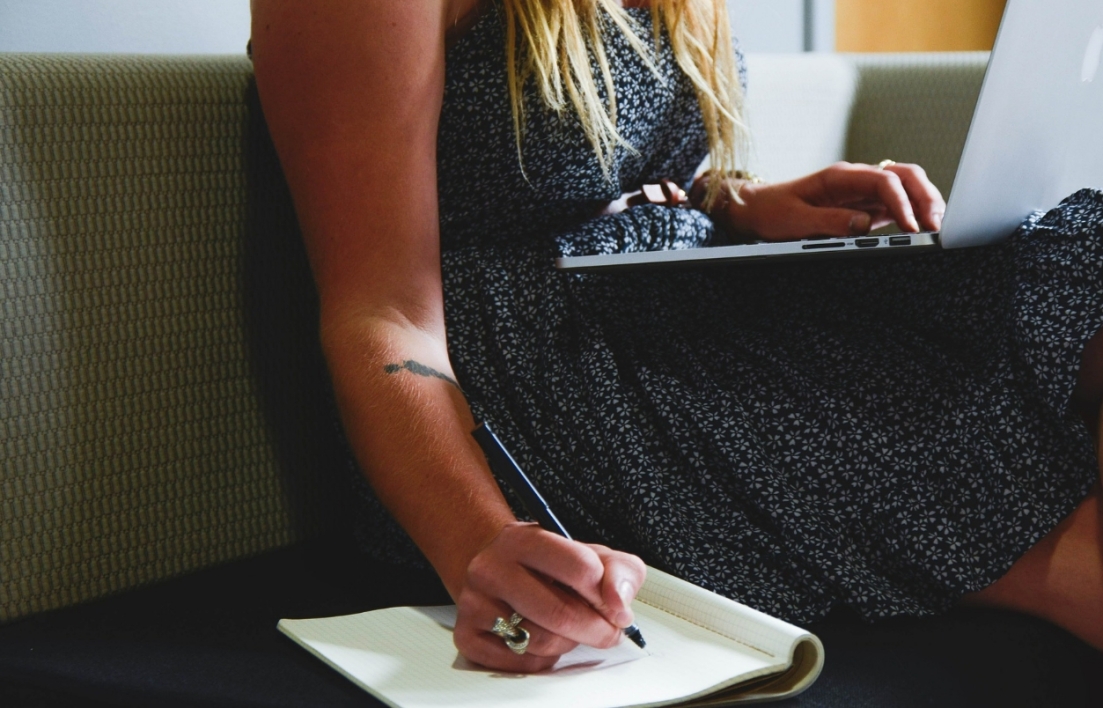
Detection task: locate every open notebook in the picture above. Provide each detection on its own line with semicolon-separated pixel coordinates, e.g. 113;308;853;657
278;567;824;708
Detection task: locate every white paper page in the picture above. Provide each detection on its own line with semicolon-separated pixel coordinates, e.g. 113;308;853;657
279;601;788;708
636;569;813;661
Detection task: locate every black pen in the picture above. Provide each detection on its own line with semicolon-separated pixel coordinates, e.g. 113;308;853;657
472;422;646;649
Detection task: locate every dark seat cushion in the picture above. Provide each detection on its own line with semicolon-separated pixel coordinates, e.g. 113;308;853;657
1;539;1099;707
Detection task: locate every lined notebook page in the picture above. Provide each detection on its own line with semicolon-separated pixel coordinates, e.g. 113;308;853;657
278;568;820;708
636;568;815;663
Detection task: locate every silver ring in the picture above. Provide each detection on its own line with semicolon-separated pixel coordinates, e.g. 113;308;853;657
490;612;531;655
877;159;897;170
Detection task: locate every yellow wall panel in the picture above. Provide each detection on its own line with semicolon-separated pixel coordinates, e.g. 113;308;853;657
837;0;1007;52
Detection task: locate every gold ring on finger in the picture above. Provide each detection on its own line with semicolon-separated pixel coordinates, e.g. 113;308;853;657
877;159;897;170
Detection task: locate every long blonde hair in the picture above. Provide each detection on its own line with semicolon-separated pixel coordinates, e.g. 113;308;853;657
501;0;749;207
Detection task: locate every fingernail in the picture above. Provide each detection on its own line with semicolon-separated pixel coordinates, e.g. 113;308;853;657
615;581;634;627
849;213;871;234
934;212;944;231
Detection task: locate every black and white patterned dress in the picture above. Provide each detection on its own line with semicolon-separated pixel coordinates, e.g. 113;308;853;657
349;5;1103;624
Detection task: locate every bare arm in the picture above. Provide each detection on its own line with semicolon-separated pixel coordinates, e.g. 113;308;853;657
252;0;509;594
250;0;643;671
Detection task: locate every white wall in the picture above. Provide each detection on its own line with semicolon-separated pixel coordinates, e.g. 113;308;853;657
729;0;835;53
0;0;251;54
0;0;833;55
808;0;836;52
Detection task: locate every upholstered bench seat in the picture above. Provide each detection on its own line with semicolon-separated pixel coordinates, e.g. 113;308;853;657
2;52;1101;707
1;539;1099;707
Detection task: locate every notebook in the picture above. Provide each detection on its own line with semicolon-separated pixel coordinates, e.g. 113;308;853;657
555;0;1103;273
278;567;823;708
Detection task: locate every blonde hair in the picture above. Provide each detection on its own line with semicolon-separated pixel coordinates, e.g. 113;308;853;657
501;0;749;208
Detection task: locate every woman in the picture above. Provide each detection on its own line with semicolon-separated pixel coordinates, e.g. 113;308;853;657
250;0;1103;672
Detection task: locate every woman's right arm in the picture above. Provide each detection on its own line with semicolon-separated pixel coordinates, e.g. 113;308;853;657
249;0;644;671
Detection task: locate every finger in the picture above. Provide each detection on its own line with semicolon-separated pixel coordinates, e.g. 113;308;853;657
466;550;623;649
866;207;895;232
884;163;946;232
490;527;611;613
454;629;560;673
519;617;582;657
466;592;581;658
817;165;920;233
786;204;874;238
858;167;920;233
590;546;647;628
500;571;623;649
455;592;580;660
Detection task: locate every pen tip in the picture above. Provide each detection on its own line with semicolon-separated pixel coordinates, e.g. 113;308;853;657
625;624;646;649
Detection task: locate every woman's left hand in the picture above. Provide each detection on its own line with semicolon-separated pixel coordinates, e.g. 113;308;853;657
694;161;946;243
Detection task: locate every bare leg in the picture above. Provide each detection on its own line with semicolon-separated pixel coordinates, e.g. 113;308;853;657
1071;327;1103;429
963;326;1103;648
953;323;1103;647
962;481;1103;650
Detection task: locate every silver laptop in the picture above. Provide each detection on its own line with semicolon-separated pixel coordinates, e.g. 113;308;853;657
556;0;1103;273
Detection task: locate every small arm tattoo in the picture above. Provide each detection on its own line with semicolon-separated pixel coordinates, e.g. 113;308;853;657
384;360;462;391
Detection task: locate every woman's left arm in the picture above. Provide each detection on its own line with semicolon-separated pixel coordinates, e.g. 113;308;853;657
694;161;946;242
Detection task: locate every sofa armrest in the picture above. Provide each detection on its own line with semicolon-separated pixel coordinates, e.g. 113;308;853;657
743;53;860;182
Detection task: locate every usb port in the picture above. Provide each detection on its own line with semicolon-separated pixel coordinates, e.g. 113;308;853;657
855;238;879;248
889;236;912;246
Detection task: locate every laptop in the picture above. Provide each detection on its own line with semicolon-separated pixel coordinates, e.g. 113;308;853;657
555;0;1103;273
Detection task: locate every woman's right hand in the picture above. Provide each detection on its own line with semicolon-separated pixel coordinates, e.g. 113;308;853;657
453;522;647;672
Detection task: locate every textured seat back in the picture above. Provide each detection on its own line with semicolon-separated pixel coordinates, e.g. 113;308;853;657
0;54;348;623
847;52;989;196
744;52;987;197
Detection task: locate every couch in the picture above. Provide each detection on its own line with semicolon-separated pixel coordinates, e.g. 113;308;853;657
1;50;1100;707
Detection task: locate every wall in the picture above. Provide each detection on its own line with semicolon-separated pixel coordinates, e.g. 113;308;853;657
837;0;1006;52
0;0;251;54
729;0;835;53
0;0;831;55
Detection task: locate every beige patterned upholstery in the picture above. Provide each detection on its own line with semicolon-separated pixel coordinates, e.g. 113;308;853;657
0;51;990;623
745;52;989;195
847;53;990;196
0;55;302;622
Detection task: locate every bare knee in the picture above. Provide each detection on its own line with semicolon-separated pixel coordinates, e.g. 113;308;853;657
963;484;1103;650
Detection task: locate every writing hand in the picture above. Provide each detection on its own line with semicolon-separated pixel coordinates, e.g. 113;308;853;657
452;522;646;672
694;161;946;242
